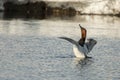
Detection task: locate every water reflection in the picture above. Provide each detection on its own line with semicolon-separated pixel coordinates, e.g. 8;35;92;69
73;58;93;69
0;14;120;80
0;12;3;18
0;15;120;39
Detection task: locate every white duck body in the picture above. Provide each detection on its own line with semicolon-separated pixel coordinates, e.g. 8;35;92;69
73;44;88;59
73;45;85;59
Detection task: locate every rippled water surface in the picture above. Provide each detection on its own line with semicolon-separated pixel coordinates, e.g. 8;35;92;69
0;15;120;80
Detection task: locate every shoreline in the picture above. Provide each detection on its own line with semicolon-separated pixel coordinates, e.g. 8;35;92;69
1;1;120;18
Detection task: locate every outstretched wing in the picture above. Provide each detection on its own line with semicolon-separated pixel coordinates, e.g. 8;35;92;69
85;39;97;53
59;37;79;48
78;24;87;47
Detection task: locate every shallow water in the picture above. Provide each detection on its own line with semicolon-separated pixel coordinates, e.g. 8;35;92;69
0;15;120;80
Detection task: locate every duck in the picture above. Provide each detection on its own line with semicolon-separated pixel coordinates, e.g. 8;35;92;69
59;24;97;59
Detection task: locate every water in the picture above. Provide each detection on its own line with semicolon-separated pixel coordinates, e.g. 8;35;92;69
0;15;120;80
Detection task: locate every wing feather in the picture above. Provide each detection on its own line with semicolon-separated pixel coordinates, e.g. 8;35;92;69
59;37;79;48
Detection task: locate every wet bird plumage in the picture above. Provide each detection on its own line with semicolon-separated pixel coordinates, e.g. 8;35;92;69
59;24;97;59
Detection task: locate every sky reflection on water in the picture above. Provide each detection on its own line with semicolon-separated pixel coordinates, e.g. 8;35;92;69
0;15;120;39
0;15;120;80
